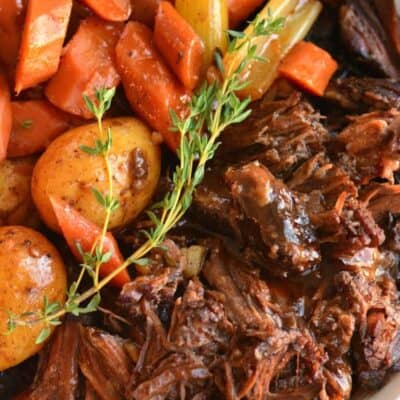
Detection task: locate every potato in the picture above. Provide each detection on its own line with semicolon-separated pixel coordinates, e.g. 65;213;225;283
32;117;161;232
0;226;67;371
0;157;39;227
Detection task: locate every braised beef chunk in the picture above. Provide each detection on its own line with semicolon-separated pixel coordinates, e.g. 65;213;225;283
339;0;400;78
219;93;329;179
325;77;400;112
79;327;133;400
362;183;400;224
192;166;241;238
373;0;400;56
118;266;182;321
346;273;400;388
335;110;400;184
131;352;211;400
288;153;358;210
203;245;329;399
168;279;233;355
16;320;80;400
225;162;320;276
203;245;277;334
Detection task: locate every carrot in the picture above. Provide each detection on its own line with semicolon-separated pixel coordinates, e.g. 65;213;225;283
50;196;130;288
80;0;131;21
0;0;25;70
45;17;122;119
0;74;12;161
15;0;73;94
115;22;190;150
227;0;264;28
131;0;166;27
154;2;204;90
278;41;338;96
7;100;73;158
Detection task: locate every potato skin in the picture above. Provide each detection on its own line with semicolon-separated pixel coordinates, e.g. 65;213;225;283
31;117;161;232
0;226;67;371
0;157;39;227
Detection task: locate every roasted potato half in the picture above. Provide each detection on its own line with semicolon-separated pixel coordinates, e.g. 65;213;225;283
0;157;39;227
32;117;161;232
0;226;67;371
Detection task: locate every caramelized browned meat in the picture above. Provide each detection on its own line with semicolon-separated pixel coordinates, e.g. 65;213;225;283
118;266;182;321
343;272;400;388
131;353;211;400
192;166;241;238
325;77;400;112
203;245;277;334
79;327;133;400
16;319;80;400
203;245;328;399
339;0;400;78
373;0;400;55
288;153;358;209
168;279;233;354
362;183;400;224
225;162;320;276
335;110;400;184
219;93;329;179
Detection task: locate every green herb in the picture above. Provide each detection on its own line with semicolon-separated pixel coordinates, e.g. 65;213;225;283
20;119;33;129
4;87;120;341
5;14;284;342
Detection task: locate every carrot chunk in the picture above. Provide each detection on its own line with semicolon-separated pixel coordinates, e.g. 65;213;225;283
15;0;73;93
50;196;130;288
227;0;264;28
115;22;190;150
45;17;122;119
278;41;338;96
131;0;171;27
154;2;204;90
7;100;73;158
80;0;131;21
0;74;12;161
0;0;25;70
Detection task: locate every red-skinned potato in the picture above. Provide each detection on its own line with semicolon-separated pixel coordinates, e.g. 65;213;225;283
32;117;161;232
0;226;67;371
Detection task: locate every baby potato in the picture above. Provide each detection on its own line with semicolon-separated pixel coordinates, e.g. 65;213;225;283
31;117;161;232
0;226;67;371
0;157;39;227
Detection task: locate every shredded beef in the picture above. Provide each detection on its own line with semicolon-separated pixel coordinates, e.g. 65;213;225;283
218;93;329;179
13;19;400;398
334;110;400;184
16;319;80;400
325;77;400;112
79;327;133;400
339;0;400;78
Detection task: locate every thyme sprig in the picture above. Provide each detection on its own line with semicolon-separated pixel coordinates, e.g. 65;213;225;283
5;13;284;343
6;88;119;343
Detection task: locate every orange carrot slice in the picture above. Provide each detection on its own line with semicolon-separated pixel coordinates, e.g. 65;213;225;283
45;17;122;119
15;0;73;93
0;74;12;161
50;196;130;288
154;1;204;90
80;0;131;21
227;0;264;28
115;22;190;150
279;41;338;96
7;100;73;158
